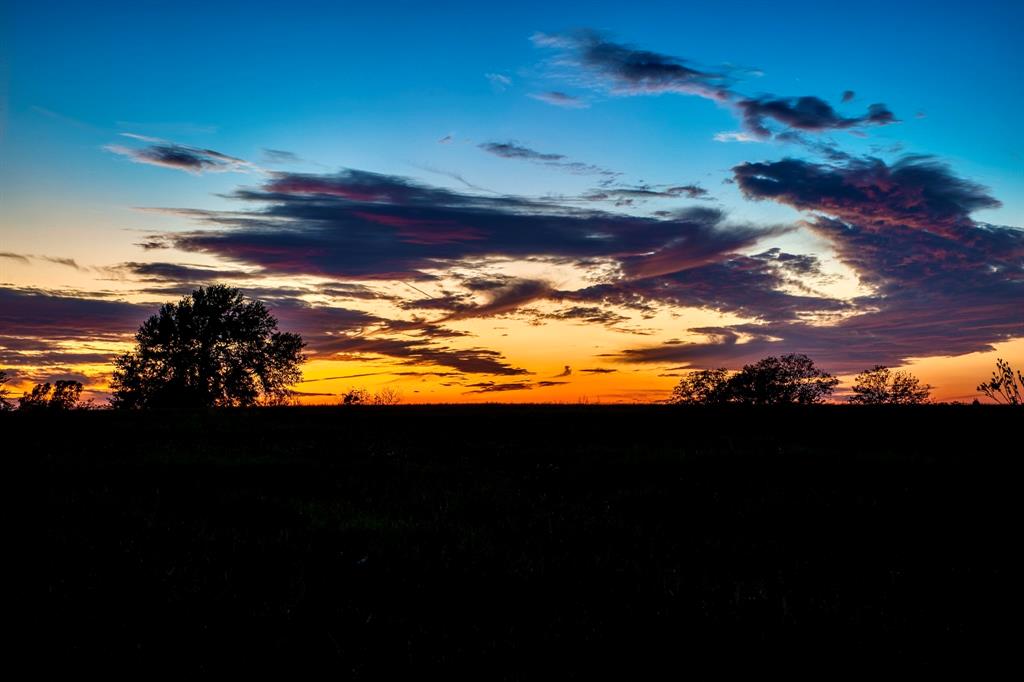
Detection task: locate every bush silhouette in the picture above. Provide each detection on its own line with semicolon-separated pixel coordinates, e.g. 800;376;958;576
110;285;305;408
849;366;932;405
977;358;1023;405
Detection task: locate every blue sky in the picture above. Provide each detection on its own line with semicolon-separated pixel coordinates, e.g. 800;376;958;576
2;0;1022;402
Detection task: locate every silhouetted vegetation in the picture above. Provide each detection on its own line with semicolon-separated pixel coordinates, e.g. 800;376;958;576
28;405;1018;674
342;386;403;406
670;354;838;405
110;285;305;408
18;380;83;410
668;367;733;404
0;370;12;411
849;365;932;404
977;358;1023;405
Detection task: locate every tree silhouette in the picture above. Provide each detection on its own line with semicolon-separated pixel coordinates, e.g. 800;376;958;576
341;388;370;405
669;355;838;405
0;370;13;412
849;366;932;405
725;354;838;405
370;386;403;406
18;380;84;410
668;368;732;404
976;358;1023;405
110;285;305;408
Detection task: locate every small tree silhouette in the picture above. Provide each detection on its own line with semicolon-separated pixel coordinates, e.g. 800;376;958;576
341;386;402;405
341;388;370;405
0;370;13;412
977;358;1023;405
849;366;932;405
18;380;84;410
370;386;402;405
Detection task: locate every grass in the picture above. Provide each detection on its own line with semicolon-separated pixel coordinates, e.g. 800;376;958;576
25;405;1019;675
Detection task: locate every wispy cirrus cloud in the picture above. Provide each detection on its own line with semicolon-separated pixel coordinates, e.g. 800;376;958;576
580;183;709;207
1;253;83;269
106;133;253;174
478;141;618;177
485;72;512;91
528;91;589;108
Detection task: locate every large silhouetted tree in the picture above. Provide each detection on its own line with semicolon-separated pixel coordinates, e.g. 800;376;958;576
669;354;838;405
849;366;932;405
976;358;1023;405
729;354;838;405
110;285;305;408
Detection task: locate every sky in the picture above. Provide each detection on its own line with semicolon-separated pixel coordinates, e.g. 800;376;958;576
2;0;1022;404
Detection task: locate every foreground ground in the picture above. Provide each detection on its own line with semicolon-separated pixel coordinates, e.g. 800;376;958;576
26;405;1019;674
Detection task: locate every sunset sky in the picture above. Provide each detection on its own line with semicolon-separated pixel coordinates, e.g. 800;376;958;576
2;0;1022;404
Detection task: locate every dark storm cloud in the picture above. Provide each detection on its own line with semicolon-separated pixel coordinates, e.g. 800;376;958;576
737;96;897;139
479;141;617;176
165;169;777;280
106;134;251;174
614;156;1024;371
532;30;732;101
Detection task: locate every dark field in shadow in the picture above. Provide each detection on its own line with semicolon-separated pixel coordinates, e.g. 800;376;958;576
27;406;1019;674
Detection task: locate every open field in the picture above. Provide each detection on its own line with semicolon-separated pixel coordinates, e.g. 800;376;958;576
27;406;1019;674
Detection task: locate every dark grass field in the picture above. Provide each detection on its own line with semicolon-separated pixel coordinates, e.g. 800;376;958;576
25;405;1020;675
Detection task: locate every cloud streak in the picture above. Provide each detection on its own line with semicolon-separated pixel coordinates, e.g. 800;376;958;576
528;91;589;108
106;134;252;174
532;30;898;141
479;141;617;176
